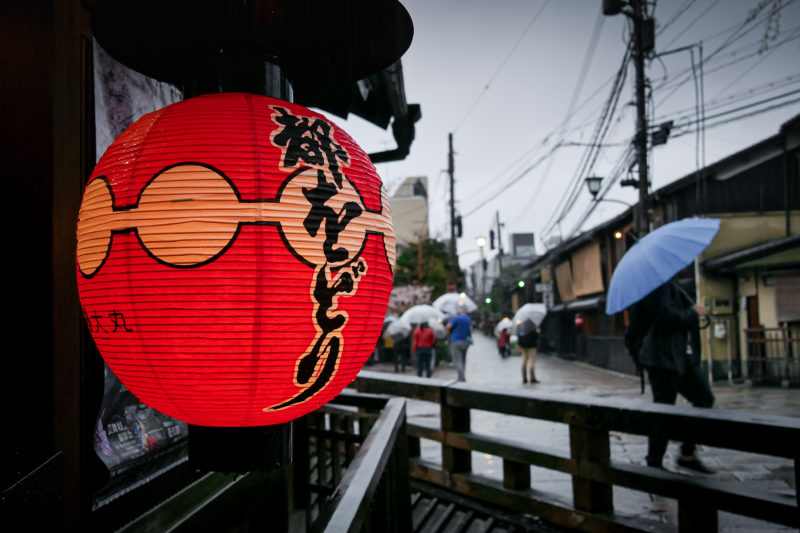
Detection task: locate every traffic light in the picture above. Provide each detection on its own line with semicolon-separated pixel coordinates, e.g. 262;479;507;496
456;215;463;238
489;229;495;250
518;280;525;288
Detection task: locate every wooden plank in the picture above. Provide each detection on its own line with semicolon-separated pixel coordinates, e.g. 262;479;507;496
569;426;612;514
332;388;391;411
413;498;436;531
441;383;800;458
421;428;798;528
586;461;798;527
442;510;472;533
427;429;575;476
410;460;672;533
357;370;455;403
471;517;493;533
316;398;407;533
421;502;456;533
354;373;800;529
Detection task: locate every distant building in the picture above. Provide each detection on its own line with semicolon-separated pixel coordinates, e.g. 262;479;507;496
390;176;429;248
468;232;538;308
511;233;536;258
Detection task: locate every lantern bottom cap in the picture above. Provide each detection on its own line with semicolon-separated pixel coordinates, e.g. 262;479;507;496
188;422;293;473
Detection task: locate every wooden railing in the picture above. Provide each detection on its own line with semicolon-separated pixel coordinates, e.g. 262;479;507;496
117;391;410;533
746;327;800;385
356;370;800;532
305;393;411;533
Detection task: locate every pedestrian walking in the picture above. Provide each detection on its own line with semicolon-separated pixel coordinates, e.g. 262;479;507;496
394;336;409;373
518;327;539;384
412;322;436;378
446;310;472;381
628;279;715;473
497;328;510;358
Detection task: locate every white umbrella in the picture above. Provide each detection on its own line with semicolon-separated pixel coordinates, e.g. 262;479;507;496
385;317;411;340
427;318;447;340
401;304;445;325
432;292;477;315
513;303;547;336
494;317;514;335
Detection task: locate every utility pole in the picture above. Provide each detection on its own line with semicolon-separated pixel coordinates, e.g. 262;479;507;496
448;133;459;285
604;0;651;236
632;0;650;236
495;211;505;276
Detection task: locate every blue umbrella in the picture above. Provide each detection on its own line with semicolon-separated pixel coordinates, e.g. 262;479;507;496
605;218;721;315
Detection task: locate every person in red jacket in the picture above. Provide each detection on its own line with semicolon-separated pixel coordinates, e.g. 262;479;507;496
498;328;510;358
412;322;436;378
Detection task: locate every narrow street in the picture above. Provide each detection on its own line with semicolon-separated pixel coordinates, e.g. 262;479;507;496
367;330;799;531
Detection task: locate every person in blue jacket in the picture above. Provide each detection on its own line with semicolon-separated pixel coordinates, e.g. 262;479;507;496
446;310;472;382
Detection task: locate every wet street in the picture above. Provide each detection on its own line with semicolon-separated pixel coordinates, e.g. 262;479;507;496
367;330;799;531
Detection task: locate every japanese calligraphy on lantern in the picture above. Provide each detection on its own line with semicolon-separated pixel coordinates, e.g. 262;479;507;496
76;93;395;427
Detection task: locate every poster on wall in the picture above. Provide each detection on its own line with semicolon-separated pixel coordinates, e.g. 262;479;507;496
91;39;186;504
93;363;188;475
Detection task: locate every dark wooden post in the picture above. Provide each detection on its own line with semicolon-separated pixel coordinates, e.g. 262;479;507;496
795;456;800;513
408;435;421;459
678;500;718;532
393;415;413;533
441;385;471;473
569;425;613;513
502;459;531;490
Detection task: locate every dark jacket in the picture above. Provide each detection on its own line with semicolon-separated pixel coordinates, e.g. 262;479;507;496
517;328;539;349
629;282;701;374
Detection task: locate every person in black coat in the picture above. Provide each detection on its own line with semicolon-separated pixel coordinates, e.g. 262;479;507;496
518;326;539;384
628;279;715;473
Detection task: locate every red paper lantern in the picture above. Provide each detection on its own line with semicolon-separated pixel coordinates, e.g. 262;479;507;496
77;93;395;427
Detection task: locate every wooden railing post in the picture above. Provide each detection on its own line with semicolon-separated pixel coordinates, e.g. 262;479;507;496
569;425;612;513
502;459;530;490
393;415;413;533
442;385;471;474
795;456;800;514
678;500;718;532
408;435;421;459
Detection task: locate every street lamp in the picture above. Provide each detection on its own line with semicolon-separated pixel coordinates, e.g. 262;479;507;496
585;176;603;199
585;176;634;208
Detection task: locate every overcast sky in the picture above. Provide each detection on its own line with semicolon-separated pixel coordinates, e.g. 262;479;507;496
331;0;800;268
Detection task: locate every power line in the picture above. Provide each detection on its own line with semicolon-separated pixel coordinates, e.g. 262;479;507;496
452;0;551;134
656;1;798;108
561;90;800;242
651;71;800;125
654;24;800;98
669;87;800;133
541;45;632;238
661;0;721;50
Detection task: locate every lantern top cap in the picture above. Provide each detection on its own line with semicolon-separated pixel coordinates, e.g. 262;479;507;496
89;0;414;91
